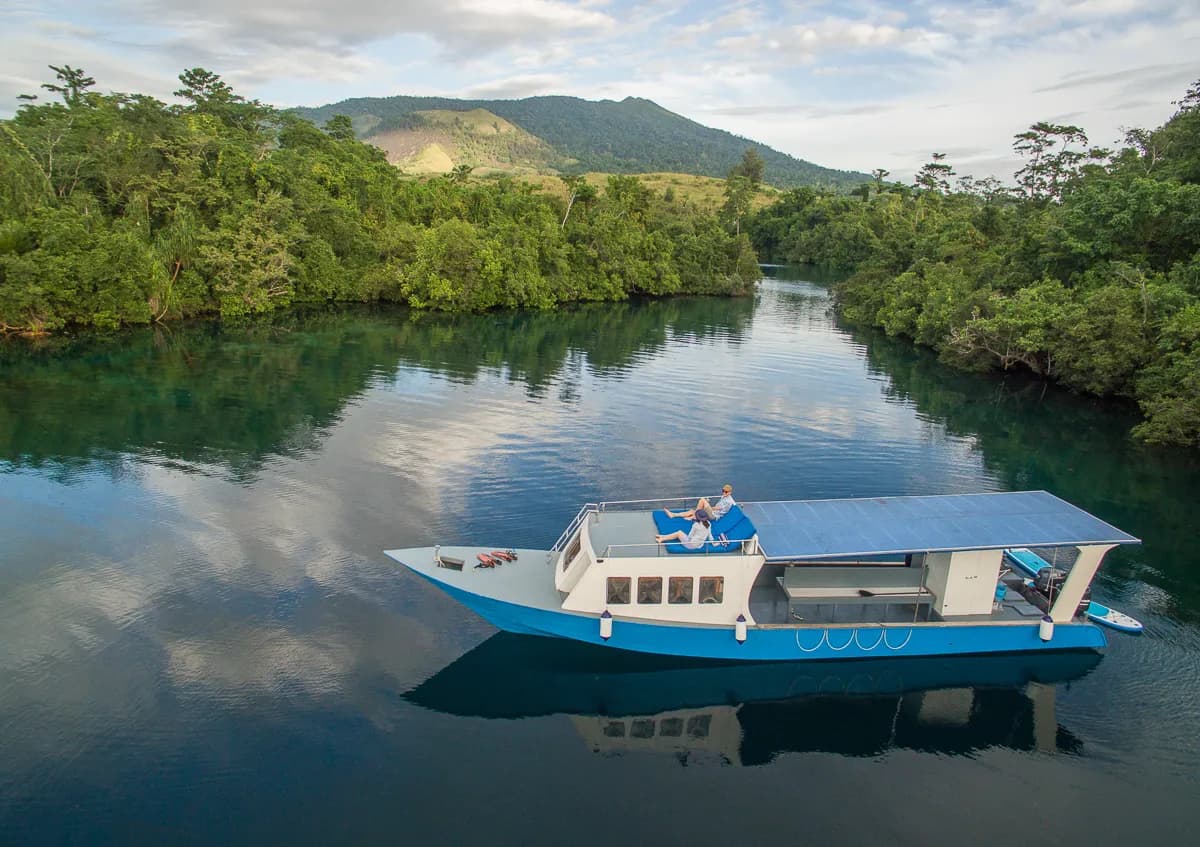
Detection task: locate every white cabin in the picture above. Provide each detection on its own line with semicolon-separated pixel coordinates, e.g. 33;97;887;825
547;492;1139;628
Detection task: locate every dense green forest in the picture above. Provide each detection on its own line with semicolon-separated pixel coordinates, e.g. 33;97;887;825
0;67;759;335
748;81;1200;448
294;94;868;189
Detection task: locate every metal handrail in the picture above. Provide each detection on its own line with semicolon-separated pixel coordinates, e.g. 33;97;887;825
600;537;755;556
596;494;716;512
551;494;735;556
551;502;599;553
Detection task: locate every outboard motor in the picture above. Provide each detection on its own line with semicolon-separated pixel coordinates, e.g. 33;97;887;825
1032;567;1091;615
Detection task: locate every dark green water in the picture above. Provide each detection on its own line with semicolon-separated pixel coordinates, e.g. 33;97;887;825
2;271;1198;845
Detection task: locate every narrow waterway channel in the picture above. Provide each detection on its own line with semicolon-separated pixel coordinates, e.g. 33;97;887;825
1;269;1196;845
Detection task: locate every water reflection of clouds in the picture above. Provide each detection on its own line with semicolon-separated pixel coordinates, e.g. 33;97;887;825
0;282;1001;703
167;629;351;698
0;410;489;783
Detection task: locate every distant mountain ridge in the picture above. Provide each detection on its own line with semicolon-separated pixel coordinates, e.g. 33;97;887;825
293;94;868;188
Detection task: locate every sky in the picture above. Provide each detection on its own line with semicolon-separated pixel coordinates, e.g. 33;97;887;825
1;0;1198;181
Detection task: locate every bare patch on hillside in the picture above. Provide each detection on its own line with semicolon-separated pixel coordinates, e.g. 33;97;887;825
365;108;561;174
407;143;455;174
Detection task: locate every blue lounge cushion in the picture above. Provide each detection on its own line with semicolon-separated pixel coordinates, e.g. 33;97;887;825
652;509;692;534
662;512;757;555
711;505;745;536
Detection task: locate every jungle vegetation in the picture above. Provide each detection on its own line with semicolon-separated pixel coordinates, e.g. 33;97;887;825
747;81;1200;448
0;67;759;336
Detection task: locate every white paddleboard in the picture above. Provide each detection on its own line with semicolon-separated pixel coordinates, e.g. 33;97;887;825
1085;601;1144;633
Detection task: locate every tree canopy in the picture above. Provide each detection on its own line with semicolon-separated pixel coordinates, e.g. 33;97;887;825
0;67;759;335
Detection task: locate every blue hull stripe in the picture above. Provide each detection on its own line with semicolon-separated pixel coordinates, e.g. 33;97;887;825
419;573;1108;662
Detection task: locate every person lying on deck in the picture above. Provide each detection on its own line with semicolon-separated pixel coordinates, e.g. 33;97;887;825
666;485;735;521
656;518;712;550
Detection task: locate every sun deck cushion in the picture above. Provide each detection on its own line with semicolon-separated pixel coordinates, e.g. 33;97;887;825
661;510;758;555
652;510;692;534
712;505;746;535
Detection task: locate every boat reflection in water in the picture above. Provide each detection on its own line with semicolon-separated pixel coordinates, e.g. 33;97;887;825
406;634;1099;766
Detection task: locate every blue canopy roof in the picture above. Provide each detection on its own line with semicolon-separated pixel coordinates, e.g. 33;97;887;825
742;491;1139;562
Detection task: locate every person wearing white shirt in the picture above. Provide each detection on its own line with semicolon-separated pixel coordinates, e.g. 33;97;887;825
656;518;713;550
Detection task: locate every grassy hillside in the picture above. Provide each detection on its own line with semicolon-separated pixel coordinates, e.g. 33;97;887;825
293;95;867;189
521;172;780;215
366;108;561;174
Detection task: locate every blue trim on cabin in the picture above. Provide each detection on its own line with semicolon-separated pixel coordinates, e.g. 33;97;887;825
413;571;1108;662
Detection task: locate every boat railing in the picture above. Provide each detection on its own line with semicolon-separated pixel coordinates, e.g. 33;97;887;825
551;495;737;563
599;537;756;557
552;495;720;554
551;502;600;554
595;495;712;512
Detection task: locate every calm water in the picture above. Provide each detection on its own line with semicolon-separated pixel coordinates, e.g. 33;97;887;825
2;272;1198;845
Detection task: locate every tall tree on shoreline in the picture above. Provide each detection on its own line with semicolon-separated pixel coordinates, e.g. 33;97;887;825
729;147;765;187
40;65;95;105
914;153;955;194
173;67;269;132
720;175;753;235
1012;122;1105;202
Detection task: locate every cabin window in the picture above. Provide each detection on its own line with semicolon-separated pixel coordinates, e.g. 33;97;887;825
603;721;626;738
698;576;724;604
668;576;693;604
631;719;655;739
659;718;683;737
637;576;662;604
606;577;631;604
687;714;712;738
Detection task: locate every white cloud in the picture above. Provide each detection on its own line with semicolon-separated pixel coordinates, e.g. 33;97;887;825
465;74;567;99
714;16;941;65
124;0;615;54
2;0;1198;180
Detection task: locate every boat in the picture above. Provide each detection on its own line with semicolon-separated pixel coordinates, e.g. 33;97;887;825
407;633;1099;763
384;490;1140;661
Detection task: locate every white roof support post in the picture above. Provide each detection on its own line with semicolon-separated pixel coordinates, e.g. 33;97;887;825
1049;544;1115;623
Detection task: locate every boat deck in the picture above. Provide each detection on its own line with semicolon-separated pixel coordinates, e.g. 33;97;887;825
588;510;677;558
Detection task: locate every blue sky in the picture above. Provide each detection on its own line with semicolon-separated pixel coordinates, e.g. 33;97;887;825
1;0;1197;179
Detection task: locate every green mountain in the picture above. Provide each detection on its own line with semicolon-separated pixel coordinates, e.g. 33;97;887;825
293;94;868;189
